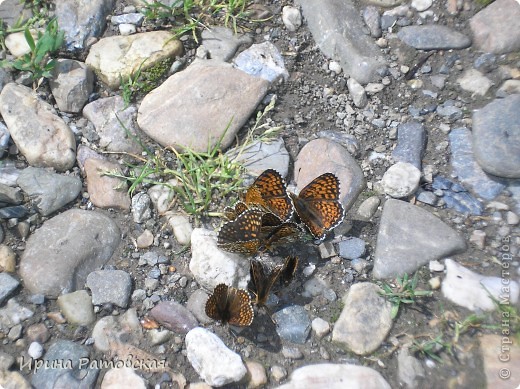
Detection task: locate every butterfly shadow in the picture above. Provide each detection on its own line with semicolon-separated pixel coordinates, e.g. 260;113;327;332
236;307;283;353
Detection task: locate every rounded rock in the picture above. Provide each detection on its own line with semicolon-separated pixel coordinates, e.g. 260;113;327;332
282;6;302;32
381;162;421;198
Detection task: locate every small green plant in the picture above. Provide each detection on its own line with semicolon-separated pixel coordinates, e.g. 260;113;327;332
380;273;434;319
141;0;262;41
120;58;173;107
410;335;449;363
0;17;64;85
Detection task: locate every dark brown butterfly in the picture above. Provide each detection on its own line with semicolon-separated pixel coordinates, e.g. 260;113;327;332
250;260;284;306
260;222;303;251
279;256;299;286
244;169;294;222
290;173;345;242
205;284;254;326
217;209;263;255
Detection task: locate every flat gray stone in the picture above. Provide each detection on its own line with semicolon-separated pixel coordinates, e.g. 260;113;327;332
56;0;115;51
470;0;520;54
397;25;471;50
449;128;506;200
332;283;393;355
19;209;120;298
373;199;467;279
0;273;19;305
201;27;252;62
227;138;290;178
0;299;33;333
233;42;289;83
273;305;312;344
391;121;426;169
31;340;98;389
83;96;142;154
86;270;132;308
277;364;391;389
297;0;386;84
472;94;520;179
149;301;198;334
57;290;95;325
137;61;269;153
49;59;94;113
294;138;365;212
17;167;82;216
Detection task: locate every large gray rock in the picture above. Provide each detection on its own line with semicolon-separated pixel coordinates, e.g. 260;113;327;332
297;0;386;84
17;167;82;216
19;209;120;297
137;60;269;153
373;199;467;279
0;83;76;172
56;0;115;51
470;0;520;54
472;94;520;179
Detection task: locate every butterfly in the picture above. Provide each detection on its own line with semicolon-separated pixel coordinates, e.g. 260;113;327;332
224;169;294;222
290;173;345;242
205;284;254;326
279;256;299;286
217;208;263;255
250;260;284;306
249;256;299;306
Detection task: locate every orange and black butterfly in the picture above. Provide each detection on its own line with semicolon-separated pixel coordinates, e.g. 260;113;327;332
205;284;254;326
217;208;263;255
224;169;294;222
290;173;345;242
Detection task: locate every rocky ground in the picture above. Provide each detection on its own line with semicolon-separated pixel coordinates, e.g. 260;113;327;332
0;0;519;388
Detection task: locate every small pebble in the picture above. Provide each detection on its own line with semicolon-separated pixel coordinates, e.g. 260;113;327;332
429;277;441;290
28;342;44;359
311;317;330;338
270;365;287;382
506;211;519;225
429;260;444;272
469;230;486;250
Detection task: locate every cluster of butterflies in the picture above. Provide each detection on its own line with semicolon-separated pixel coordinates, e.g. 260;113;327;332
204;169;345;327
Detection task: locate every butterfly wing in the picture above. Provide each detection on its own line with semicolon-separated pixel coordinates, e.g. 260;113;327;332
217;209;263;255
205;283;229;322
227;287;254;326
262;222;302;250
250;260;283;306
293;173;345;241
280;256;299;285
245;169;294;222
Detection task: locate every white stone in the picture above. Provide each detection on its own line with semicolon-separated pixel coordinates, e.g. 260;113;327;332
101;367;146;389
365;83;385;93
245;360;267;388
189;228;250;291
270;365;287;382
148;180;177;215
186;327;247;387
506;211;519;225
457;69;493;96
277;364;391;389
347;78;368;108
329;61;342;74
166;213;193;245
429;260;444;272
282;6;302;31
411;0;433;11
428;276;441;290
5;30;38;57
119;23;136;35
381;162;421;198
469;230;486;249
28;342;43;359
442;258;520;311
233;41;289;83
311;317;331;338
